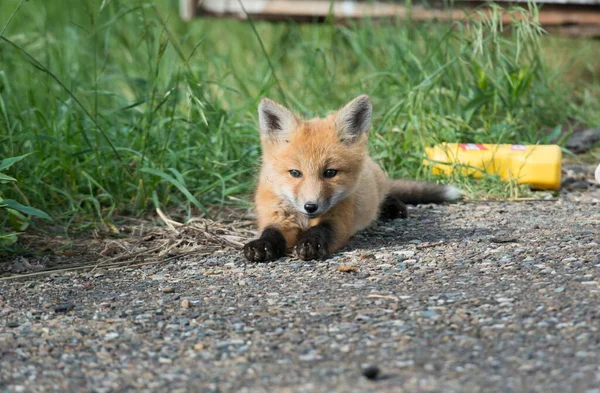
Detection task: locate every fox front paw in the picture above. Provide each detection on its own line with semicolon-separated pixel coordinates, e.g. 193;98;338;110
244;239;284;262
243;227;286;262
295;235;329;261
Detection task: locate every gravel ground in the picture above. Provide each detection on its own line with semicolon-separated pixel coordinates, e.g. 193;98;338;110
1;188;599;393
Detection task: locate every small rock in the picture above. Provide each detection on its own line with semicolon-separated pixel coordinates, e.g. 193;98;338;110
6;321;19;328
299;351;322;361
563;164;592;175
161;287;175;294
561;177;577;189
55;304;75;313
554;287;565;293
10;261;26;273
568;181;589;190
181;299;190;309
338;265;358;273
104;332;119;340
490;235;518;243
362;365;380;380
420;310;439;318
393;250;415;258
566;128;600;154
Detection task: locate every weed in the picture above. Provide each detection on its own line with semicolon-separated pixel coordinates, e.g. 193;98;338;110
0;0;598;236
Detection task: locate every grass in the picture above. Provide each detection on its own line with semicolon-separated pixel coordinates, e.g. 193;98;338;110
0;0;599;243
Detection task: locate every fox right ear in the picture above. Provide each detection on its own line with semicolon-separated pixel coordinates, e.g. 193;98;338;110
334;94;372;144
258;98;299;141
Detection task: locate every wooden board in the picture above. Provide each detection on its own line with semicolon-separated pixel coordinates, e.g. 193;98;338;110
180;0;600;36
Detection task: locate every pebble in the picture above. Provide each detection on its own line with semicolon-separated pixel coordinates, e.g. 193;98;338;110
362;365;380;380
562;257;577;263
55;304;75;313
568;181;589;190
393;250;415;258
299;351;322;361
181;299;190;309
161;287;175;293
105;332;119;340
7;321;19;328
420;310;439;318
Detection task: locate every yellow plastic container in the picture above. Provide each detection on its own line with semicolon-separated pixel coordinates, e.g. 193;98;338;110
424;143;562;190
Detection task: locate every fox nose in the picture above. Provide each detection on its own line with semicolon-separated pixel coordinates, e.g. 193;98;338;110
304;203;318;214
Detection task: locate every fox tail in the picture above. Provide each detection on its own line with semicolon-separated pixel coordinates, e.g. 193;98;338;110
387;179;462;205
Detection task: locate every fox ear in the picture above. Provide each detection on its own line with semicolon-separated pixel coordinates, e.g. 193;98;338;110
334;94;372;144
258;98;299;141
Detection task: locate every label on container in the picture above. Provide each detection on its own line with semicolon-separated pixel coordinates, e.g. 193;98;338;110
459;143;487;151
510;144;527;151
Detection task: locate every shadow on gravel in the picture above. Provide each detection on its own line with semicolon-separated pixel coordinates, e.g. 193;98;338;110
345;209;494;254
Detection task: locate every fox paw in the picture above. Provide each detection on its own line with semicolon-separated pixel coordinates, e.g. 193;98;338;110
295;235;328;261
244;238;285;262
379;195;408;220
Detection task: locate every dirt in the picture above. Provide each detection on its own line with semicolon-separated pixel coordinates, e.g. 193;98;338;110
1;174;599;392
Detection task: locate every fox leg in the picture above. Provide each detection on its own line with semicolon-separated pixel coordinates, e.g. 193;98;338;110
295;222;333;260
244;227;289;262
378;195;408;221
295;200;355;261
244;200;303;262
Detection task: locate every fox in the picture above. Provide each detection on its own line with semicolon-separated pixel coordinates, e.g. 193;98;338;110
243;94;462;262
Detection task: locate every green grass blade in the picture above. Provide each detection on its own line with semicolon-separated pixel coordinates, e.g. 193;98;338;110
0;152;33;171
0;199;52;220
141;167;210;217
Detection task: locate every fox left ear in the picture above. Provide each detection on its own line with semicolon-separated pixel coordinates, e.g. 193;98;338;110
334;94;372;144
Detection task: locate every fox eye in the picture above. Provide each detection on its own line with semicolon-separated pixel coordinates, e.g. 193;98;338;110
323;169;338;178
289;169;303;178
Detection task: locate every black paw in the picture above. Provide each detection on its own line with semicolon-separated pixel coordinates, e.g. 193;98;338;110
244;238;285;262
295;235;328;260
243;227;286;262
378;195;408;221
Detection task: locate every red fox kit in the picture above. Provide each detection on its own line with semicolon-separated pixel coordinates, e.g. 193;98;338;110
244;94;461;262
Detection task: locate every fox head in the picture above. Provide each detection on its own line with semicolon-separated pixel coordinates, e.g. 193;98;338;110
257;94;372;218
